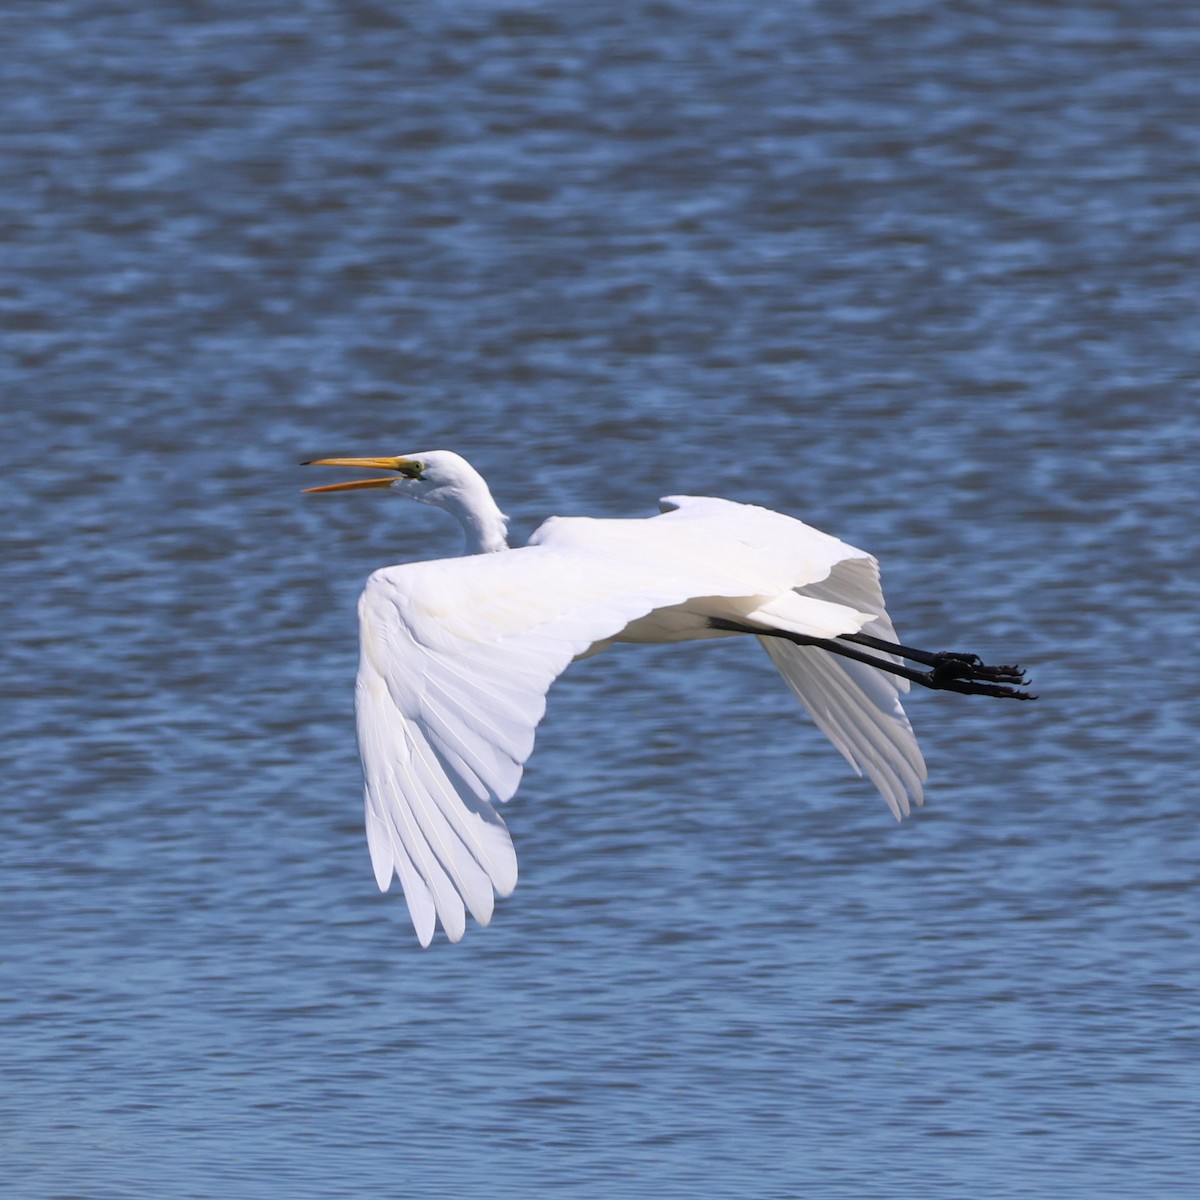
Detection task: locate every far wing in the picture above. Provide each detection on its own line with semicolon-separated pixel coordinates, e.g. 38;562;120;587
657;496;927;817
759;555;928;819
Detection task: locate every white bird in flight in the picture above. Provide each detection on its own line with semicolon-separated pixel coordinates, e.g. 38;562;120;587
303;450;1033;946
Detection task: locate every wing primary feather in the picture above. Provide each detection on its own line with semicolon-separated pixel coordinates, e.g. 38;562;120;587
418;687;525;801
817;669;924;813
401;725;509;912
360;687;470;942
384;751;469;941
358;710;439;945
794;649;924;806
363;795;437;936
759;639;925;819
389;731;493;933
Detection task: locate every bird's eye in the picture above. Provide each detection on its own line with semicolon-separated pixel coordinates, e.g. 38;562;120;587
399;461;425;480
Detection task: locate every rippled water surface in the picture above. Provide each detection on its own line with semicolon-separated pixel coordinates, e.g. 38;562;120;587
3;2;1198;1196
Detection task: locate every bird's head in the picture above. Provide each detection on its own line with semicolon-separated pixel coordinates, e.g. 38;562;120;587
303;449;478;506
302;449;509;552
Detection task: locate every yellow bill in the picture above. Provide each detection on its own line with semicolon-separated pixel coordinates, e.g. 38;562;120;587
301;455;424;493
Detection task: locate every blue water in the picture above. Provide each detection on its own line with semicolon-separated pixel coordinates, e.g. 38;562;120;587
3;2;1198;1196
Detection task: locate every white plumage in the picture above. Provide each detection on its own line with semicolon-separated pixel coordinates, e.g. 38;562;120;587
304;449;1028;946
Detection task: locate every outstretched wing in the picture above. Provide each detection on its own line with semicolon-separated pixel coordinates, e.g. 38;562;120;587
355;547;671;947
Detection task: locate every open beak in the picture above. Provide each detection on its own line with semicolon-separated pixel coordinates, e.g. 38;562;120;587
301;456;421;493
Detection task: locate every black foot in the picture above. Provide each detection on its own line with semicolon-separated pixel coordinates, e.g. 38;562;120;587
929;652;1029;687
927;657;1037;700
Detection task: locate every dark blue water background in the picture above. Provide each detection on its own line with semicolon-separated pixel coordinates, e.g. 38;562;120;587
2;2;1197;1196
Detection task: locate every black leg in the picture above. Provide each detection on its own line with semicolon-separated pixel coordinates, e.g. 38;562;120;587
841;631;1028;686
708;617;1037;700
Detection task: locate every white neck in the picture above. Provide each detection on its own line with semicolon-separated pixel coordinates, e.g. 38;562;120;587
456;496;509;555
434;473;509;555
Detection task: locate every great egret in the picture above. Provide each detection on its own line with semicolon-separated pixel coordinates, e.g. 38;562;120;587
303;450;1033;945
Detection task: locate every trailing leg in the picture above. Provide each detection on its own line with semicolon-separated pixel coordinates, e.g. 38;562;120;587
841;631;1029;687
708;617;1036;700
